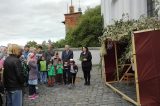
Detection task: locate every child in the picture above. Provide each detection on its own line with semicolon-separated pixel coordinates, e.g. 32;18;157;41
69;59;78;88
28;53;38;100
39;56;47;84
52;52;60;83
63;61;70;85
48;60;56;87
56;59;63;84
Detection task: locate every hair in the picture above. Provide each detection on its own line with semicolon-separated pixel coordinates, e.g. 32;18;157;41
49;60;52;64
65;45;70;48
70;60;75;64
8;44;22;56
58;58;61;62
83;46;89;52
24;45;30;48
55;51;59;56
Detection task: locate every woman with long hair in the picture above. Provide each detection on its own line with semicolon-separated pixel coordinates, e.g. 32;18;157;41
80;47;92;85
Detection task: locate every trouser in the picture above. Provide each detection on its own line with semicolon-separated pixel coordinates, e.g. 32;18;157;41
69;73;77;84
82;67;91;83
56;74;63;84
6;90;22;106
0;94;2;105
63;70;70;84
29;85;36;96
40;72;47;83
48;76;55;86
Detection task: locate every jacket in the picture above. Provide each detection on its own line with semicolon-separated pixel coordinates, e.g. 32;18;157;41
45;49;55;64
80;51;92;68
70;64;78;73
39;60;47;71
28;60;38;80
62;50;73;62
3;55;25;91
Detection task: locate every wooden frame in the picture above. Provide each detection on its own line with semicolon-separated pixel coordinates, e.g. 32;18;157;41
119;65;132;82
132;33;141;106
102;34;142;106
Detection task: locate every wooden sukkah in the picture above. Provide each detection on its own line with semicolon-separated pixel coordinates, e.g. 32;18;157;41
100;17;160;106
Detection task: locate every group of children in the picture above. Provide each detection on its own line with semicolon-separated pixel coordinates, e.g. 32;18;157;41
26;52;78;100
38;53;78;88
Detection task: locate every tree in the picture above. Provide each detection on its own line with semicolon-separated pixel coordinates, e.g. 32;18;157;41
66;5;103;47
26;41;38;48
55;5;103;48
54;39;66;48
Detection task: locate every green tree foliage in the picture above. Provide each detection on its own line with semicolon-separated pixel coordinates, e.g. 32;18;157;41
66;5;103;47
54;5;102;48
26;41;38;48
54;39;66;48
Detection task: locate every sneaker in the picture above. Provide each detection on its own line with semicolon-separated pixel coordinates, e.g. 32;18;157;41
28;95;36;100
28;95;33;98
34;94;39;98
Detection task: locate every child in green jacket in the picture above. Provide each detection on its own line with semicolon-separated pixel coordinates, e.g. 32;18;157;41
56;59;63;84
48;60;56;87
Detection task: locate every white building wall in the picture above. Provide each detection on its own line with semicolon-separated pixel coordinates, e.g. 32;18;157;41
101;0;147;27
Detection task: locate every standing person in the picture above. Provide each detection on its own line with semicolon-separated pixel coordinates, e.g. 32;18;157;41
56;59;63;84
27;53;38;100
52;52;60;84
63;61;70;85
39;56;47;84
47;60;56;87
3;44;25;106
80;47;92;85
62;45;73;85
62;45;73;63
23;45;30;60
68;59;78;88
36;45;44;82
0;53;4;106
0;53;4;72
45;44;55;66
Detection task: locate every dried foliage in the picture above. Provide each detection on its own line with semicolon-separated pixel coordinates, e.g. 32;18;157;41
99;16;160;64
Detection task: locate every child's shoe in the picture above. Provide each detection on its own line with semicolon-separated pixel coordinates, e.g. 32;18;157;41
28;95;36;100
34;93;39;98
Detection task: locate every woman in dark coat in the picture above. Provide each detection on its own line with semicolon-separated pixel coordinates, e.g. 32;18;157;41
80;47;92;85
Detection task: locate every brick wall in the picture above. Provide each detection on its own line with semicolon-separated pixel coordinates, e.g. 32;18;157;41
64;12;82;31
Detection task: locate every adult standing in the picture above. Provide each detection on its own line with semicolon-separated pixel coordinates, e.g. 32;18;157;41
62;45;73;84
61;45;73;62
45;44;55;66
36;45;44;82
23;45;30;60
80;47;92;85
3;44;25;106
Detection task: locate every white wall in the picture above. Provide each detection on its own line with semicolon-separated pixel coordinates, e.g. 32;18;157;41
101;0;147;27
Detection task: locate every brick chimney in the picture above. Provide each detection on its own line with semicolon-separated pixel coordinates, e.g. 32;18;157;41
63;0;82;33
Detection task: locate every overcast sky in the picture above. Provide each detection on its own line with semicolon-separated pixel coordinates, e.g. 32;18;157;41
0;0;100;46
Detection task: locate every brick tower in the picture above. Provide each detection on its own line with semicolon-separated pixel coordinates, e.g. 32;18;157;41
63;0;82;33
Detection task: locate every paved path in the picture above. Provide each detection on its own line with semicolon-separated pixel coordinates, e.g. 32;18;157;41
23;66;134;106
